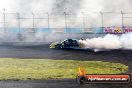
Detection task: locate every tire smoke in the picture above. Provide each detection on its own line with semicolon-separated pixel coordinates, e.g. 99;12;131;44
79;33;132;49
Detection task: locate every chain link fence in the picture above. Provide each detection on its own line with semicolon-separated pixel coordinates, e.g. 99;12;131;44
0;12;132;34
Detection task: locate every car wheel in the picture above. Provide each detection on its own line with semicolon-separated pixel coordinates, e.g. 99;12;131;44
56;44;63;48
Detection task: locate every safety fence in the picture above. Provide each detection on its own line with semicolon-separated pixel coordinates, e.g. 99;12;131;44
0;11;132;34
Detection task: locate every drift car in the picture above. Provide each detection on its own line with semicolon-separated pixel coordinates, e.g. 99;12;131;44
50;39;113;52
50;39;81;49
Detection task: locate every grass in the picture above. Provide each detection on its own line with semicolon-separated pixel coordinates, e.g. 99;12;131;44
0;58;128;80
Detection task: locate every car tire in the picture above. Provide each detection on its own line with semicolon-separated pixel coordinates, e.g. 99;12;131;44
55;44;63;48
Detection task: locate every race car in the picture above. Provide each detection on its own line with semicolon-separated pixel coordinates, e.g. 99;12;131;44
50;39;80;49
50;39;112;52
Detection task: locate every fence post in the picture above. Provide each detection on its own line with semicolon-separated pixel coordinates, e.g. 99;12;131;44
47;12;50;29
64;12;67;31
17;12;21;33
32;12;35;33
82;12;85;33
3;9;6;33
100;11;104;29
121;11;124;30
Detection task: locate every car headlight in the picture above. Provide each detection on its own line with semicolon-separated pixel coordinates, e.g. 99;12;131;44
50;42;58;48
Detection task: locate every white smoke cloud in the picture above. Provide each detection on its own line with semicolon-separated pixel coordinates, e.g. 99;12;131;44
0;0;132;13
80;0;103;13
120;33;132;49
0;0;132;46
79;33;132;49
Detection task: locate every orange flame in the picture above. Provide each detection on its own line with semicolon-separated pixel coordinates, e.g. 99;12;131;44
78;66;86;76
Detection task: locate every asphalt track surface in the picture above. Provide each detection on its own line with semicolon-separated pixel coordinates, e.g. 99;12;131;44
0;44;131;88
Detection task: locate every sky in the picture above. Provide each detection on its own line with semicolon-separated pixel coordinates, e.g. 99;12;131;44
0;0;132;13
0;0;132;27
